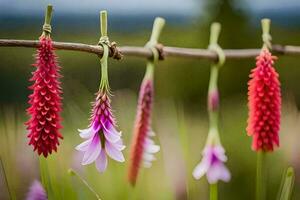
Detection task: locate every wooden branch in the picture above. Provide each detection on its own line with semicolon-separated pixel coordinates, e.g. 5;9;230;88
1;39;300;61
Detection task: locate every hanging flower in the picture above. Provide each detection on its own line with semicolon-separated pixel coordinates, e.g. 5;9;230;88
128;76;160;186
193;72;230;184
76;43;125;173
193;144;230;184
193;137;231;184
26;36;63;157
247;48;281;151
76;89;125;172
26;180;47;200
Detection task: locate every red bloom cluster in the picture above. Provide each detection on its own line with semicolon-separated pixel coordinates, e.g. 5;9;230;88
26;36;63;157
128;78;154;186
247;49;281;151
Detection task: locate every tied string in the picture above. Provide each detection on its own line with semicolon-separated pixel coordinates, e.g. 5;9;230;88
145;42;165;63
261;18;272;50
98;36;123;60
42;24;52;34
208;43;225;68
154;43;165;60
262;33;272;50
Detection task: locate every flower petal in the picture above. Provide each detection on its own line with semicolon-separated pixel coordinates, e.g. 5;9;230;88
82;134;101;165
213;146;227;162
206;163;231;184
95;150;108;173
193;157;211;180
145;143;160;154
111;139;126;151
145;138;154;146
143;153;155;162
102;122;121;143
78;127;95;139
148;130;155;137
143;160;152;168
75;138;93;152
105;141;125;162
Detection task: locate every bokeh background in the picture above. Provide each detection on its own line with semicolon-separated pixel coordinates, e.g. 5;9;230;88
0;0;300;199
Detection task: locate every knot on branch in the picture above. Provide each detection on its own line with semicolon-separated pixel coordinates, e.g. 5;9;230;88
154;43;165;60
98;37;123;60
42;24;52;34
109;41;123;60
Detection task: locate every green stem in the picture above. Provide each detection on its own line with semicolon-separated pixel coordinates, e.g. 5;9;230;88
44;5;53;27
256;151;267;200
0;157;12;200
148;17;165;46
208;65;219;131
100;11;107;38
277;167;295;200
261;18;271;49
99;44;109;91
68;169;101;200
145;62;154;79
210;183;218;200
42;4;53;37
142;17;165;85
209;23;221;46
98;10;110;91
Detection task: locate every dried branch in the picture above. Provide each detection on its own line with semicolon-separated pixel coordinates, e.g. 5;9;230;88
0;39;300;61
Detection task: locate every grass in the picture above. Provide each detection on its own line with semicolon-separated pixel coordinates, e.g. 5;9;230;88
0;85;299;199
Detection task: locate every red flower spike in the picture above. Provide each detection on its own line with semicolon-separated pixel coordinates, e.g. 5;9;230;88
247;48;281;152
128;78;160;186
26;36;63;157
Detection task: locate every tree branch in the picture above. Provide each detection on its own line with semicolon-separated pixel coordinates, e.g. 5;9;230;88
0;39;300;61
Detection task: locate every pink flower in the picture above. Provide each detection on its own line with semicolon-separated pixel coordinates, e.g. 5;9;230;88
26;180;47;200
26;36;63;157
193;145;230;184
76;90;125;172
128;78;160;186
247;49;281;151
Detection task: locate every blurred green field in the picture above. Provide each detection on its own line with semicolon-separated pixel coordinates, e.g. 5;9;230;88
1;1;300;199
0;87;300;199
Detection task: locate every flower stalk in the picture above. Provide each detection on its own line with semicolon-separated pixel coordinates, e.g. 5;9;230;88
41;5;53;38
26;4;63;157
68;168;101;200
193;23;230;200
256;151;267;200
75;10;125;173
249;18;280;200
128;17;165;186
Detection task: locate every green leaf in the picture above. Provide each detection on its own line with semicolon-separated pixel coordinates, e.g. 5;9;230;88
277;167;295;200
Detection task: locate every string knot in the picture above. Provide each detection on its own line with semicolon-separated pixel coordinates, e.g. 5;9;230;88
42;24;52;34
208;43;225;67
145;42;165;62
262;33;272;49
98;37;123;60
155;43;165;60
109;41;123;60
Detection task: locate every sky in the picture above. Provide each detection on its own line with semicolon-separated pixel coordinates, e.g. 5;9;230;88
0;0;201;16
0;0;299;17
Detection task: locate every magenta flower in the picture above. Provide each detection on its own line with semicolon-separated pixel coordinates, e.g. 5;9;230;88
193;145;230;184
76;90;125;172
75;38;125;172
26;180;47;200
